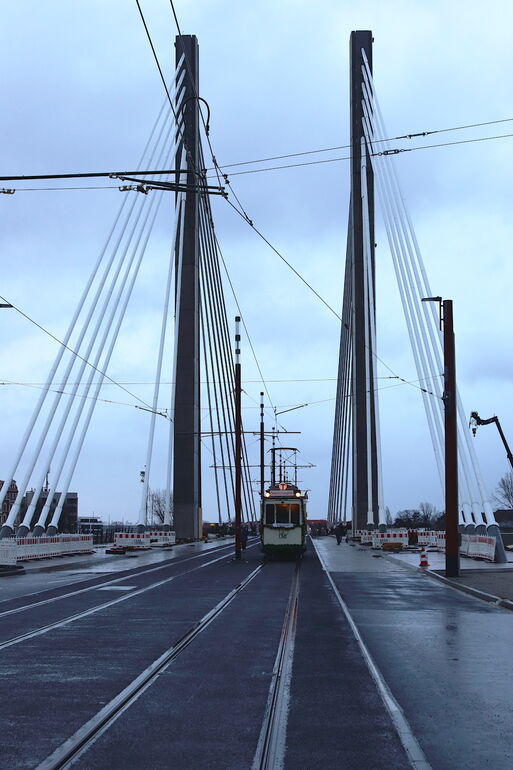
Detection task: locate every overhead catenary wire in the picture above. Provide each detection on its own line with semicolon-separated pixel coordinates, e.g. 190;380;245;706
204;114;513;171
3;116;513;188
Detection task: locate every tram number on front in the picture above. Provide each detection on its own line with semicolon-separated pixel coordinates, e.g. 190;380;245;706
279;530;287;539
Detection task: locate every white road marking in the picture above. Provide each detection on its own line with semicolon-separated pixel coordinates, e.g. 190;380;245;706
96;586;137;591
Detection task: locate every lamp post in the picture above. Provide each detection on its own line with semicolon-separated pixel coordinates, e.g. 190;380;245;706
422;296;459;577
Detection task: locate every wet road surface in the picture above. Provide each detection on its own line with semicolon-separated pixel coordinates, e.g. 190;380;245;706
3;536;513;768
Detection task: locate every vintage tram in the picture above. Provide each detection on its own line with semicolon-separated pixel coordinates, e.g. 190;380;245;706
260;481;307;555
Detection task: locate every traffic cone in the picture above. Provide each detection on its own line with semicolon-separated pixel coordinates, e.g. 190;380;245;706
419;547;429;568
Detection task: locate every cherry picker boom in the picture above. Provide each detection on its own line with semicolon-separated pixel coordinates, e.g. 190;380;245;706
469;411;513;470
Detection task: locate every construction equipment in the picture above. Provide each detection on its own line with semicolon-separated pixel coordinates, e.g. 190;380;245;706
469;411;513;470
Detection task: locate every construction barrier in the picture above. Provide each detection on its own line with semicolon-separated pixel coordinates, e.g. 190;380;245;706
416;530;439;546
0;541;16;566
465;535;496;561
114;531;176;549
0;535;94;565
372;531;409;549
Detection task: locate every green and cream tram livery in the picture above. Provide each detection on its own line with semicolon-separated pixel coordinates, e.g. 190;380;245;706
260;481;307;555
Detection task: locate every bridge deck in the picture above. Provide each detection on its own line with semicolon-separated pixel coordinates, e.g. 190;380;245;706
2;537;513;768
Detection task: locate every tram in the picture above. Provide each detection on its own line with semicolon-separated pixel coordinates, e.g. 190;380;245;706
260;481;308;556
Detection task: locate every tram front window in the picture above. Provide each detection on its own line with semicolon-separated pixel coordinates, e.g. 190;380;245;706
290;504;300;526
265;503;275;525
276;504;289;524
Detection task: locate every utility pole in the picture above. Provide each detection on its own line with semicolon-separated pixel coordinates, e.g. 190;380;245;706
271;427;276;486
423;296;459;577
234;317;242;560
443;299;459;577
260;392;265;497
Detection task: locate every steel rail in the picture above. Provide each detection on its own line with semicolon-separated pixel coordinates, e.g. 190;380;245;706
35;563;264;770
0;544;258;651
0;539;244;618
252;558;302;770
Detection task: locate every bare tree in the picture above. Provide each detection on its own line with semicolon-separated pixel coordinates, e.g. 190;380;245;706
493;472;513;509
149;489;173;525
394;505;436;529
419;502;438;527
385;506;393;526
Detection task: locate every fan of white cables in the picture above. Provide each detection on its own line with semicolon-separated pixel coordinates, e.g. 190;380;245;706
360;50;496;531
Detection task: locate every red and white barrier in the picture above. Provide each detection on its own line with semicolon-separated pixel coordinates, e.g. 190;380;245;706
114;531;176;549
372;531;409;549
465;535;496;561
0;535;94;565
146;531;176;546
416;530;437;546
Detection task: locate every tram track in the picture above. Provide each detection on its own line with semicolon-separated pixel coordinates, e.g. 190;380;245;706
252;557;302;770
35;563;264;770
0;544;259;652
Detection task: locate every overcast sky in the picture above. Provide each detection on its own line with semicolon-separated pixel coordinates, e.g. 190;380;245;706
1;0;512;523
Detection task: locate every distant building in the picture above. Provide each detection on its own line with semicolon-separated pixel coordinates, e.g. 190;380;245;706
18;490;78;533
494;509;513;531
0;479;18;525
78;517;104;537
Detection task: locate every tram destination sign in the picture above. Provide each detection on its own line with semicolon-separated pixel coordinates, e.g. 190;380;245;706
267;489;297;497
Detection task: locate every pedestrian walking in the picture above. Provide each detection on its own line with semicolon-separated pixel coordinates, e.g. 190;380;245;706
335;522;346;545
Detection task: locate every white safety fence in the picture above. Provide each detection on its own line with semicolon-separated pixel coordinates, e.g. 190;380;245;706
372;531;410;549
114;531;176;549
355;530;373;544
352;529;496;562
354;529;437;549
416;530;439;546
460;534;496;561
0;535;94;565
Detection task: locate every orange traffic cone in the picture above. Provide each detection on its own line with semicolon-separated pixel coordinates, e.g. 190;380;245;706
419;547;429;568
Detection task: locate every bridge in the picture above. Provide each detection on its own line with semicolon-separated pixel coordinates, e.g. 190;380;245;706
1;12;513;770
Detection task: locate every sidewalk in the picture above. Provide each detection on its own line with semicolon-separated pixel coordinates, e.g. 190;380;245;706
313;535;513;608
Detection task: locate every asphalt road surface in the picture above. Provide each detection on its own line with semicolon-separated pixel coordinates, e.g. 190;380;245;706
2;537;512;769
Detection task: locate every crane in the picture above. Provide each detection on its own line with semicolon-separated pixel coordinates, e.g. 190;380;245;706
469;411;513;470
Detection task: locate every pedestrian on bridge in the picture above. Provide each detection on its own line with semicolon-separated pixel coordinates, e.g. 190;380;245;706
335;522;346;545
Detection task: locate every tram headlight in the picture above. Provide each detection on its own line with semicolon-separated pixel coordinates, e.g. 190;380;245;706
265;492;270;498
295;491;301;497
